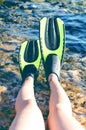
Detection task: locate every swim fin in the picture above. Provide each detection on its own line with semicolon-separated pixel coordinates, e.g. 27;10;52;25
19;40;41;81
40;17;65;80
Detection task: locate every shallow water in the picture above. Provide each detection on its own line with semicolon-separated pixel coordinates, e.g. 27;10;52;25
0;0;86;129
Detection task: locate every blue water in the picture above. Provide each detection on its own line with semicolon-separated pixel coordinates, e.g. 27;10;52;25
0;0;86;54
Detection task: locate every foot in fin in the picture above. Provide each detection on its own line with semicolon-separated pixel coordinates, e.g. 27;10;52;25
19;40;41;82
40;17;65;80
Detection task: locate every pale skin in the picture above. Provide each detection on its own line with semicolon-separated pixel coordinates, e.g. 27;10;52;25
9;74;84;130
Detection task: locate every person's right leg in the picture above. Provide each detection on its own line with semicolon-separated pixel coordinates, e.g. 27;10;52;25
9;76;45;130
9;39;45;130
48;74;84;130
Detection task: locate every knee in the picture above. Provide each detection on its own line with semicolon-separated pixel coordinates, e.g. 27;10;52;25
49;103;72;116
15;99;36;113
22;99;35;106
56;103;72;115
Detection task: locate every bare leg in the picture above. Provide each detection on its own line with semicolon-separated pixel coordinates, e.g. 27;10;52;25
9;77;45;130
48;74;84;130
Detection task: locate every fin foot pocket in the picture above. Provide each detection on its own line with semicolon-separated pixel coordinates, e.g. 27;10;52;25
45;54;60;80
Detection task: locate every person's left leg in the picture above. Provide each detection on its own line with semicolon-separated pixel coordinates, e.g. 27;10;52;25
9;76;45;130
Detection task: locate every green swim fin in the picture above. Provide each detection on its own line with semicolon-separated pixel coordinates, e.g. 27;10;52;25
40;17;65;80
19;40;41;81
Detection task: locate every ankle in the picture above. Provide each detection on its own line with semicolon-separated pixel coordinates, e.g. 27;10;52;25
23;76;34;84
25;76;34;80
48;73;59;83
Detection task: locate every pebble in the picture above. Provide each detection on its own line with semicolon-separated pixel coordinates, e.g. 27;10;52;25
0;86;7;93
